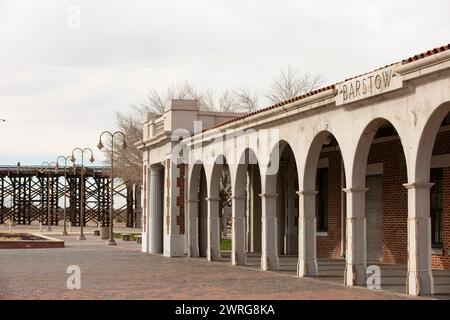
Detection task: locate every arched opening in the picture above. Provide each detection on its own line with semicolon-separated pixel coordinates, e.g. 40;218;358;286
208;155;231;262
262;140;299;271
188;162;208;258
352;118;409;291
232;148;262;267
277;143;299;256
247;163;262;254
302;131;346;279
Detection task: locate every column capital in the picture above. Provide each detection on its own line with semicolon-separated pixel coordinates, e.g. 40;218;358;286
259;193;278;199
403;182;434;190
231;195;246;200
296;190;318;196
343;187;369;194
205;197;221;202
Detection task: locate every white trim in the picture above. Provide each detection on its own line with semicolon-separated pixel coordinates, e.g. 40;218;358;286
366;163;383;176
431;154;450;168
432;248;444;256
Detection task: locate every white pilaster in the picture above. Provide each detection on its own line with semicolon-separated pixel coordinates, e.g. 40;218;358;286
206;197;221;261
260;193;279;271
188;198;200;257
141;165;150;253
297;190;318;277
343;187;368;286
404;182;434;296
231;195;247;265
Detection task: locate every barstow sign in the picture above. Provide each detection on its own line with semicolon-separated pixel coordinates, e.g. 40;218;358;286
336;65;403;106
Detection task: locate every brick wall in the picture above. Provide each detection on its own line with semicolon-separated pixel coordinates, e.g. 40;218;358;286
316;129;450;270
316;150;342;258
432;167;450;269
367;139;408;264
430;130;450;270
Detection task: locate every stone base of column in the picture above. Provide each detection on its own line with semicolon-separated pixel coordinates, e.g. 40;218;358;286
207;246;221;261
232;251;247;266
261;252;279;271
163;234;185;257
407;270;434;296
189;244;199;258
297;258;318;277
141;231;149;253
344;263;367;286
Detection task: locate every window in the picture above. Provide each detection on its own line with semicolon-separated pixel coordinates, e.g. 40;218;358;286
430;168;443;248
318;168;328;232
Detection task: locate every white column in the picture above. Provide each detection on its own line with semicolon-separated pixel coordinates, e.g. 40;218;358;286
343;187;368;286
297;190;318;277
404;182;434;296
260;193;279;271
141;165;150;253
188;198;200;257
232;195;247;265
206;197;221;261
148;166;163;254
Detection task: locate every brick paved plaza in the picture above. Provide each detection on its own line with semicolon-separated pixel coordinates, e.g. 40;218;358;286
0;226;429;300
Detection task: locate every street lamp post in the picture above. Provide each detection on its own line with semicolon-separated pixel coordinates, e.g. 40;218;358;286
71;147;95;240
97;130;127;246
40;161;57;232
56;155;71;235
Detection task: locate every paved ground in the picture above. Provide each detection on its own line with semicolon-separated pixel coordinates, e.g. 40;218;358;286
0;225;438;300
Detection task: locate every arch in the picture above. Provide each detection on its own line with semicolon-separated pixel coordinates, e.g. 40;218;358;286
415;101;450;183
345;117;410;286
188;160;207;201
352;117;408;188
204;154;230;261
263;140;297;194
262;139;300;259
233;147;260;197
187;160;208;258
208;154;228;199
298;129;347;277
302;130;347;192
233;147;263;256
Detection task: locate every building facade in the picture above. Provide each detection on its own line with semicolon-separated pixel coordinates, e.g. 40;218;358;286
137;44;450;296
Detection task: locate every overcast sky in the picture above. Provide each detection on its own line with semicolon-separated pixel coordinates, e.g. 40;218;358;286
0;0;449;165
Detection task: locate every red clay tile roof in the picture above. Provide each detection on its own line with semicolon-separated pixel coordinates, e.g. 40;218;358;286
402;43;450;64
198;42;450;134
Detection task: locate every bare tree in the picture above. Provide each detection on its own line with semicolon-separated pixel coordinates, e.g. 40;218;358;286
141;81;203;115
234;88;259;113
265;64;324;104
199;89;245;113
102;81;205;184
103;109;144;184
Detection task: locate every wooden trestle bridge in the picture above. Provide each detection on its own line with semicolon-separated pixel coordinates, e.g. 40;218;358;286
0;165;141;227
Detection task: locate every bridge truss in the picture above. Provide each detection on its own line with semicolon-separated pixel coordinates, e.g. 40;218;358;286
0;165;141;227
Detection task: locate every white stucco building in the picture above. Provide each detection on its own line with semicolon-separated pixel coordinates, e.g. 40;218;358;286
137;43;450;296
